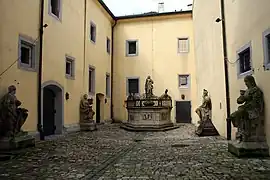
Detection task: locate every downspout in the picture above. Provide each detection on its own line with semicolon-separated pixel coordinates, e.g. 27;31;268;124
37;0;45;140
111;19;117;123
83;0;87;89
220;0;231;140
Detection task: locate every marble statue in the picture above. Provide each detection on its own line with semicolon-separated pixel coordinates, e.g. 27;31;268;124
195;89;218;136
80;94;95;122
230;75;265;142
228;75;269;157
0;85;28;138
145;76;154;98
159;89;172;100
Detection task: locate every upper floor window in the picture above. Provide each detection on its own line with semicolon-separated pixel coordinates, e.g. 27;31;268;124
178;38;189;53
263;29;270;70
90;22;96;43
18;35;36;71
49;0;61;20
126;40;138;56
127;78;139;95
65;56;75;79
239;48;251;74
89;66;95;94
178;74;190;88
106;74;110;97
107;37;111;54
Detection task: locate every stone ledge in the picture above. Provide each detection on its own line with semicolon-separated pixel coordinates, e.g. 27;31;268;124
228;141;269;157
80;122;97;131
0;135;35;151
120;123;180;132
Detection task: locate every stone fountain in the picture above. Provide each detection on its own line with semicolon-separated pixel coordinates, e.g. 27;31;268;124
120;76;179;131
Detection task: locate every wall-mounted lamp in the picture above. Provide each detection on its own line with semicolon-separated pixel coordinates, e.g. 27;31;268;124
65;92;70;100
181;94;185;100
215;18;223;23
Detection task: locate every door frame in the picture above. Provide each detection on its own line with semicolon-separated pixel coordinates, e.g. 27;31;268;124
175;100;192;123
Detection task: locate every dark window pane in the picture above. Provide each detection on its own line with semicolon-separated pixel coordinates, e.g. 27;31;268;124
128;79;139;93
128;41;137;54
239;48;251;73
21;46;30;65
267;35;270;63
90;25;96;42
89;70;92;92
66;61;71;75
51;0;60;17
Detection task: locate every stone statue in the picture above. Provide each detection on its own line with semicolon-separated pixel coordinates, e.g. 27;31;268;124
230;75;265;142
0;85;28;138
145;76;154;98
159;89;171;100
195;89;218;136
195;89;212;122
80;94;95;122
158;89;172;107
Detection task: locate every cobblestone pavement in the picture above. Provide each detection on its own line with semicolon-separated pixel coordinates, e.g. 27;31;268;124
1;124;270;180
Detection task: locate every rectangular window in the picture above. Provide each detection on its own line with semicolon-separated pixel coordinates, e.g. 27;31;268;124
239;48;251;74
18;36;36;71
49;0;61;19
65;56;75;79
267;35;270;63
178;38;189;53
126;40;138;56
178;75;190;88
127;78;139;94
106;37;111;54
89;67;95;93
106;74;110;97
90;22;96;43
263;29;270;70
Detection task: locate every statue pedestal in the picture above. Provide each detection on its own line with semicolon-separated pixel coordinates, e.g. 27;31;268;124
0;133;35;151
195;119;219;136
228;141;269;157
80;120;97;131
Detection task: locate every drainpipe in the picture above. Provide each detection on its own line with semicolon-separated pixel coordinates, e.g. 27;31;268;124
83;0;87;89
111;20;117;123
220;0;231;140
37;0;45;140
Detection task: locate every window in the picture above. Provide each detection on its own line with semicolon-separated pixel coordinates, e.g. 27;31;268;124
89;66;95;93
127;78;139;94
263;29;270;70
18;36;36;71
90;22;96;43
106;74;110;97
49;0;61;19
178;38;189;53
178;75;190;88
106;37;111;54
126;40;138;56
65;56;75;79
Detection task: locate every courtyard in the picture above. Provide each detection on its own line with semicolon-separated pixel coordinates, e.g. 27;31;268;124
0;124;270;180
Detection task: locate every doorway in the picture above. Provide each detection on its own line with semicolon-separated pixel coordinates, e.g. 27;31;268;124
42;81;64;136
96;94;101;123
175;101;191;123
95;93;105;123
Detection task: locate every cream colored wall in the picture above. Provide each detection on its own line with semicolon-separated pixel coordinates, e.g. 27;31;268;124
113;14;197;123
85;0;113;121
192;0;227;136
224;0;270;144
0;0;40;131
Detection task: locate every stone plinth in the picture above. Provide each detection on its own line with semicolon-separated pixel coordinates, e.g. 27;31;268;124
195;119;219;136
80;120;97;131
228;141;269;157
0;134;35;151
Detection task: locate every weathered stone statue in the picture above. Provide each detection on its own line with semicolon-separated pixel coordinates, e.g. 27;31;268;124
0;85;28;138
195;89;218;136
145;76;154;98
80;94;97;131
0;85;35;150
228;75;269;157
159;89;171;100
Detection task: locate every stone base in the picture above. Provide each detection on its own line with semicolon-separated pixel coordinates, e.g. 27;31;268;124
120;122;180;132
228;141;269;157
195;119;219;136
80;122;97;131
0;135;35;151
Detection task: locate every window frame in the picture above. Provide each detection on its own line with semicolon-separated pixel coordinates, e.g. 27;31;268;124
263;28;270;71
126;77;140;95
88;65;96;94
126;40;139;57
18;35;36;71
65;55;75;79
48;0;62;21
177;37;189;53
236;41;253;78
90;21;97;43
106;73;110;97
106;37;111;54
178;74;190;89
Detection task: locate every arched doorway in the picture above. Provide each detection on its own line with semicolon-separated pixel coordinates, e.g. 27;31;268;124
96;93;105;123
42;81;64;136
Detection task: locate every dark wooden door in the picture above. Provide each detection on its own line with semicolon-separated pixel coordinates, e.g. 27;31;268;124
43;88;56;136
176;101;191;123
96;95;101;123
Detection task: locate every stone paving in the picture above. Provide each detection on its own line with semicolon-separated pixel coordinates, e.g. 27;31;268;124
1;124;270;180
